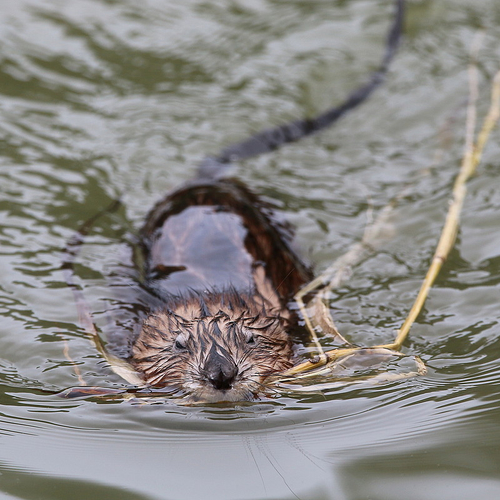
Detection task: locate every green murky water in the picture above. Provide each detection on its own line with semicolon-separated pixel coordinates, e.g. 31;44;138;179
1;1;500;499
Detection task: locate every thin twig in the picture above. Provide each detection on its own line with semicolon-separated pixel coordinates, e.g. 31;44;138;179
61;198;145;387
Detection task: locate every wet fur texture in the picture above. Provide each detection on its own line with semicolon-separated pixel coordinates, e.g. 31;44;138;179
130;289;294;402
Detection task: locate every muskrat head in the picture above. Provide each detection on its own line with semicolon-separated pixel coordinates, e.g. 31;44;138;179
130;292;294;402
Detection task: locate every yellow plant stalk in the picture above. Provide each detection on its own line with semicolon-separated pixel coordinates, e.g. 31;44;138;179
281;65;500;380
385;68;500;351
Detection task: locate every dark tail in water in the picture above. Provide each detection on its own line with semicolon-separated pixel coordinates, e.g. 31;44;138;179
199;0;405;179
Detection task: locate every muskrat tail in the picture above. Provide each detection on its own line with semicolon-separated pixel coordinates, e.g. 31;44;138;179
198;0;405;180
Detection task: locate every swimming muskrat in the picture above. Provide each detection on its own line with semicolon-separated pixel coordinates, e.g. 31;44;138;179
130;179;313;401
66;1;405;402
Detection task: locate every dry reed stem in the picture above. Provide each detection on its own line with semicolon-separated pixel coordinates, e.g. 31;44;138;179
61;340;86;386
281;48;500;380
382;67;500;351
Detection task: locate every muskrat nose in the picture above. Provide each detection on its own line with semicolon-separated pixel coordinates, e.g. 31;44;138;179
208;365;238;391
204;346;238;391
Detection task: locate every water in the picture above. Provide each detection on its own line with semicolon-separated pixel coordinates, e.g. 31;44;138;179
1;0;500;498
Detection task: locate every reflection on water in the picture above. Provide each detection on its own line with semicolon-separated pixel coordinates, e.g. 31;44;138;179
1;0;500;498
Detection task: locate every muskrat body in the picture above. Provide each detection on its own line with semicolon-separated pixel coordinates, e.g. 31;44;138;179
130;179;312;401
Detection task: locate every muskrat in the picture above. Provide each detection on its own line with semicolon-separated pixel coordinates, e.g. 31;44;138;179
65;1;405;402
129;179;313;401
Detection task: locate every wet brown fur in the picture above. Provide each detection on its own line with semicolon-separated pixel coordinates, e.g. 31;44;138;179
131;289;295;401
129;180;311;402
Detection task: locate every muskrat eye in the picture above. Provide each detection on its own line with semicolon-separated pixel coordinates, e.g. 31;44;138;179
243;329;256;345
174;334;188;351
